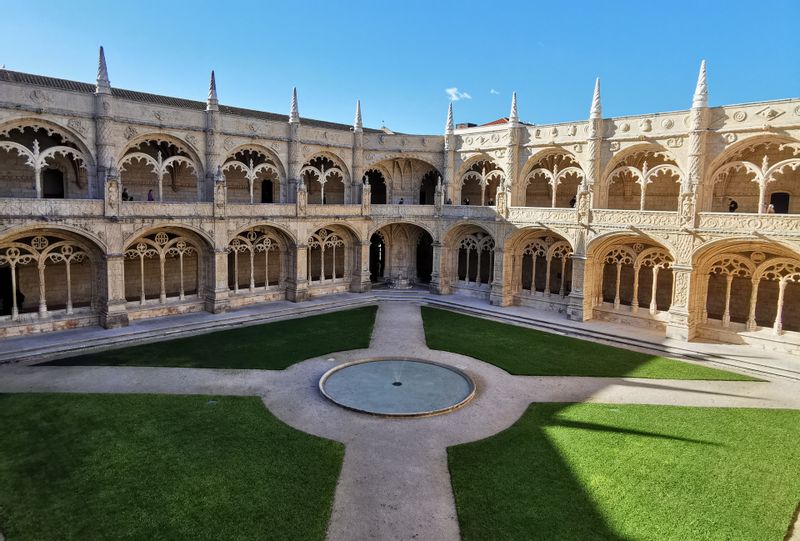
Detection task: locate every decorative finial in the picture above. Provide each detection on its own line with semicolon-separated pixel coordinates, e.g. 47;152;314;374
289;87;300;124
206;70;218;111
354;99;363;132
589;78;602;119
96;46;111;94
445;102;454;134
692;60;708;109
509;91;519;125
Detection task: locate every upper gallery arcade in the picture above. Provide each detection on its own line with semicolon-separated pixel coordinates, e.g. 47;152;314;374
0;48;798;356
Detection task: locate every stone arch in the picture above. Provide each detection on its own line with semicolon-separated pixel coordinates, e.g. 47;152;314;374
123;226;212;307
600;143;682;211
301;152;350;204
520;150;585;208
505;227;575;302
368;220;435;241
0;223;107;254
306;223;359;289
443;222;496;296
706;136;800;214
364;156;442;205
691;238;800;336
117;133;204;203
0;227;104;321
363;168;388;204
226;225;294;301
0;117;96;199
228;222;297;248
369;222;435;285
458;158;505;206
222;144;286;204
586;232;675;323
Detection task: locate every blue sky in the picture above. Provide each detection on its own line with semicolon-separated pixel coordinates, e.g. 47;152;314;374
1;1;798;134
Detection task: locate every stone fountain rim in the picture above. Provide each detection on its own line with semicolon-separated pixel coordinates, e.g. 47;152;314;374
318;357;477;418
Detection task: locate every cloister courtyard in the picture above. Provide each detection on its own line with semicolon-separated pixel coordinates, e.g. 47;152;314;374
0;294;799;540
1;42;800;540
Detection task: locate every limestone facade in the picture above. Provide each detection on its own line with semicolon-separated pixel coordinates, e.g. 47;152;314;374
0;51;799;355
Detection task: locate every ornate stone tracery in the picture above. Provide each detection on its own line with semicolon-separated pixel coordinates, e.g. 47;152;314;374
227;228;284;293
0;233;92;319
459;160;504;206
124;231;199;305
523;152;585;208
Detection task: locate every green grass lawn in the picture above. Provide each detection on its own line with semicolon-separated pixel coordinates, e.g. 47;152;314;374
43;306;377;370
0;393;343;541
421;307;753;379
448;403;800;541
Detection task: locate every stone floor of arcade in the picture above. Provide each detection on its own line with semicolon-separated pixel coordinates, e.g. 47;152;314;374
0;293;799;541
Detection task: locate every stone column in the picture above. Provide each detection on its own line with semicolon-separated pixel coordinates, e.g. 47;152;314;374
99;254;129;329
489;246;513;306
665;265;696;340
443;141;456;204
286;123;300;204
204;249;230;314
566;254;591;321
429;241;445;294
351;240;372;293
204;109;220;203
94;96;115;198
352;129;364;205
285;244;309;302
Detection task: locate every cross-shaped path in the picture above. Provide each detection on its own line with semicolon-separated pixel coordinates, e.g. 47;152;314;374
1;302;799;540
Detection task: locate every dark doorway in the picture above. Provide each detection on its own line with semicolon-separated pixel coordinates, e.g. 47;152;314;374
43;169;65;198
419;170;438;205
769;192;790;214
369;233;385;281
261;179;274;203
364;170;387;204
0;267;12;315
416;232;433;283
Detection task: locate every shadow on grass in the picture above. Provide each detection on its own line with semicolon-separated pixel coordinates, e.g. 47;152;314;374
432;306;797;539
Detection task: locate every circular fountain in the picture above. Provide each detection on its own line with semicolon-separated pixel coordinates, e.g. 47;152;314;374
319;359;475;416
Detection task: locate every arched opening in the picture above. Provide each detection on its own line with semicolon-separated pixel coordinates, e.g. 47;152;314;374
302;156;346;204
710;141;800;214
119;138;200;202
261;180;274;203
585;235;675;330
457;233;494;284
220;147;281;204
523;153;584;208
42;169;65;199
226;226;290;305
419;170;438;205
370;224;433;286
369;232;385;282
603;149;681;211
0;231;98;322
123;230;205;306
769;192;790;214
0;124;90;199
510;232;573;302
307;226;354;289
416;232;433;283
460;160;503;206
364;170;387;204
694;242;800;340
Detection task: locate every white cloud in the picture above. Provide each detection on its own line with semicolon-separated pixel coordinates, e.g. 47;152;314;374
490;88;500;95
445;87;472;101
